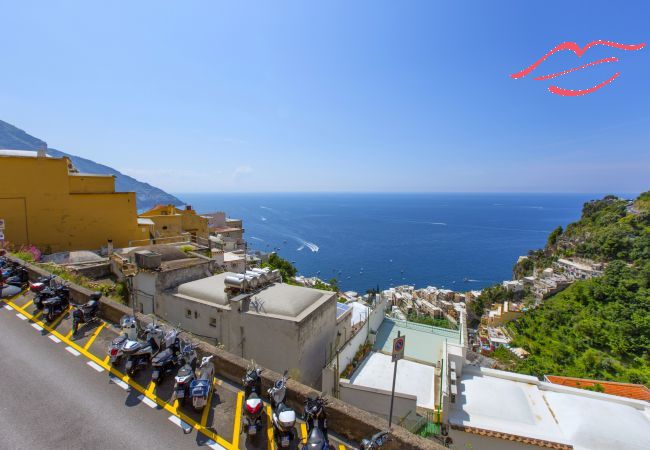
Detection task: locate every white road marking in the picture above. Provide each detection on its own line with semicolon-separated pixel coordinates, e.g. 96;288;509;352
137;395;157;408
206;440;227;450
65;346;81;356
48;335;62;343
31;323;43;331
110;376;129;390
16;313;27;320
4;305;13;310
168;415;192;432
87;361;104;372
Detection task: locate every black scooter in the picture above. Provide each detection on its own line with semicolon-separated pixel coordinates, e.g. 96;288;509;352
35;284;69;311
71;292;101;335
42;293;70;323
3;267;29;290
151;336;181;383
302;396;329;450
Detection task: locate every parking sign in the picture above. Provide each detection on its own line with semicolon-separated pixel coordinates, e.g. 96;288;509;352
392;335;405;362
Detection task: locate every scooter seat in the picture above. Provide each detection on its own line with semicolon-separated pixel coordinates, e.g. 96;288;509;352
152;348;174;363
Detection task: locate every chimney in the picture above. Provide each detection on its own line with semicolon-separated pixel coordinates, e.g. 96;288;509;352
107;240;114;256
185;205;192;211
37;142;47;158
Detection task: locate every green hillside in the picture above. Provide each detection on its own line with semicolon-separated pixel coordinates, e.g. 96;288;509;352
503;193;650;385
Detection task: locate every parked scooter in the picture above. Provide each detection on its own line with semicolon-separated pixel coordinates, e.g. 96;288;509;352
42;290;70;323
172;343;198;404
268;370;296;448
302;395;329;450
190;355;215;410
29;274;55;294
107;315;138;365
3;266;29;290
242;364;264;437
151;330;181;383
123;324;175;376
71;292;101;335
360;431;389;449
34;282;69;311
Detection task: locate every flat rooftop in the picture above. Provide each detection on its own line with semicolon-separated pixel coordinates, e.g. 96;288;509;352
349;352;436;409
449;366;650;450
373;318;460;365
175;273;334;320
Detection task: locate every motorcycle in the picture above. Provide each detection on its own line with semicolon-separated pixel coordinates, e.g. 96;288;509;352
29;274;56;294
3;266;29;290
242;364;264;437
172;343;198;404
151;331;181;383
123;323;175;376
71;292;101;335
360;431;389;449
302;395;329;450
268;370;296;448
107;315;138;365
34;283;69;311
190;355;215;411
42;292;70;323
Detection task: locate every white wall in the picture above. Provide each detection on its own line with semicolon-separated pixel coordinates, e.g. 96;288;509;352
339;380;417;426
334;325;368;376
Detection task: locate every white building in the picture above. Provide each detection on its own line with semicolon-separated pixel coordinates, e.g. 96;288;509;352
447;365;650;450
157;272;337;387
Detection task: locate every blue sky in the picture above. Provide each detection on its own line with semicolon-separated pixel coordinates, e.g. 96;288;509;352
1;1;649;193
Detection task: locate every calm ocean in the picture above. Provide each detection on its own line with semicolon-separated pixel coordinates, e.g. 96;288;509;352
176;193;609;293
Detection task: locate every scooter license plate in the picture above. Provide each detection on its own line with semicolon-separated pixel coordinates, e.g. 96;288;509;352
176;390;184;398
280;436;290;447
248;425;257;435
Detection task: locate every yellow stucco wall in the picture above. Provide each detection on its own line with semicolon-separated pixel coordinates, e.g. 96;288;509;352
139;204;208;240
0;155;148;253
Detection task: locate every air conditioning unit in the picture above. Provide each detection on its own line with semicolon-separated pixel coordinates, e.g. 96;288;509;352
134;250;162;270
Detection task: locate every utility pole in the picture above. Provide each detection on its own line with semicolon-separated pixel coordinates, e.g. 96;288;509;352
389;331;405;428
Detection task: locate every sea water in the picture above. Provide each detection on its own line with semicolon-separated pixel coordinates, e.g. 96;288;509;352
176;193;615;292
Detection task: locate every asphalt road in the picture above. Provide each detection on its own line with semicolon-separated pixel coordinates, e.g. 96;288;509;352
0;303;216;450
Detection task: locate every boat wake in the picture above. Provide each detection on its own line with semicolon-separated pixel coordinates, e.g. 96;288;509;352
250;236;264;242
261;216;267;221
295;238;319;252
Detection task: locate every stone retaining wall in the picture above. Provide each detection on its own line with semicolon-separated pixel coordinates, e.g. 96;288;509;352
7;255;440;449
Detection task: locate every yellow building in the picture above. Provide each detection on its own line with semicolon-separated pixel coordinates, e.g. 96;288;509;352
0;150;149;253
138;204;209;242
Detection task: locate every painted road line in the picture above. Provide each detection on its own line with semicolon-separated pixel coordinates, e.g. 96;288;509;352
4;305;13;310
168;415;193;433
103;355;110;364
33;310;42;320
48;335;62;343
111;377;130;391
339;445;346;450
5;298;235;450
266;405;275;450
146;381;156;396
137;394;157;409
20;299;33;309
206;439;228;450
49;307;70;329
300;423;308;444
84;322;106;350
16;313;27;320
232;391;244;449
31;323;43;331
200;377;217;427
65;346;81;356
65;329;74;339
87;361;105;373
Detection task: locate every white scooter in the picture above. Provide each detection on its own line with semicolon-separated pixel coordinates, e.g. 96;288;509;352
268;370;296;448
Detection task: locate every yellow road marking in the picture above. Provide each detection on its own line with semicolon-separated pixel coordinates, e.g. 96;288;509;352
20;299;33;310
266;405;275;450
200;377;217;427
339;445;346;450
5;298;236;450
84;322;106;350
300;423;308;444
33;311;42;320
65;329;74;339
49;306;71;330
103;355;110;364
171;399;179;414
146;381;156;396
232;391;243;449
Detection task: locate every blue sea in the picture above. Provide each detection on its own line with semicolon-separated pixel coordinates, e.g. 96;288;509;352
176;193;612;293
